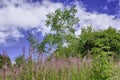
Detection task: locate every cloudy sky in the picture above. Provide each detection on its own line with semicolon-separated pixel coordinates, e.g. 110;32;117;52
0;0;120;60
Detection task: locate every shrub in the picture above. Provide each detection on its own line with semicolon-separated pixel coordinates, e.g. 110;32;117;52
91;51;113;80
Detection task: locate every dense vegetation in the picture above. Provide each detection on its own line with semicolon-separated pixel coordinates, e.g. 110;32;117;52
0;51;11;68
0;6;120;80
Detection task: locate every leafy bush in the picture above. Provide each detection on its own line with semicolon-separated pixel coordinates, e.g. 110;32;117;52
79;27;120;58
91;51;113;80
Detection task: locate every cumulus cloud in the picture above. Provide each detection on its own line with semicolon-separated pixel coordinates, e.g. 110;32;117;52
74;1;120;36
0;26;24;47
0;0;120;45
0;0;63;45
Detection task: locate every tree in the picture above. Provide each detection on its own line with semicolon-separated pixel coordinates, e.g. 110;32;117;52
79;26;120;58
38;6;79;57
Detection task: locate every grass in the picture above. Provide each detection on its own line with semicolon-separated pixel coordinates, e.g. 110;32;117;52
0;55;120;80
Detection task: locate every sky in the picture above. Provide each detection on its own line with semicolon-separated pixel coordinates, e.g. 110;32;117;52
0;0;120;61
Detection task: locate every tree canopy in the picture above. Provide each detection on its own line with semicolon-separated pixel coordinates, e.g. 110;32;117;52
79;27;120;58
37;6;79;57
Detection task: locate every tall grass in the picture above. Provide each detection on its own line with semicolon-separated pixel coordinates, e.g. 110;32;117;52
0;55;119;80
0;56;92;80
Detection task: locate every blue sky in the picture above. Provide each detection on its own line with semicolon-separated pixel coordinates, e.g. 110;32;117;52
0;0;120;61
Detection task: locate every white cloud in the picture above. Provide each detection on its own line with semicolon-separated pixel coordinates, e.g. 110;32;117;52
0;26;24;46
0;0;63;45
74;1;120;36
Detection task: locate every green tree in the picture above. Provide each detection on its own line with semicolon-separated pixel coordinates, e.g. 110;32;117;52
79;26;120;58
38;6;79;57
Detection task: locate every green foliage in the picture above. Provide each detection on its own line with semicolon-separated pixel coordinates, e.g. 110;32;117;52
15;55;24;67
0;53;11;68
0;54;4;68
91;51;113;80
79;27;120;57
0;77;2;80
38;6;79;57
